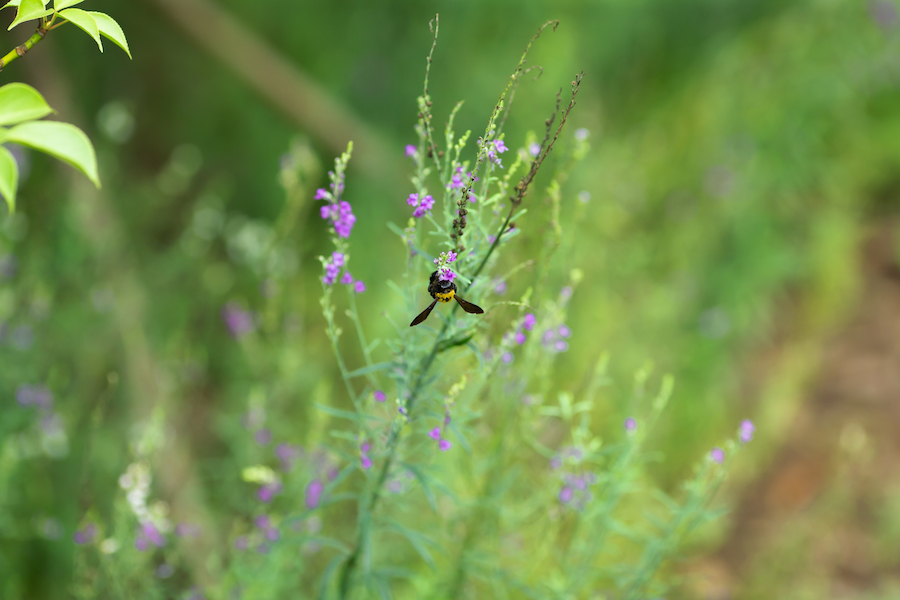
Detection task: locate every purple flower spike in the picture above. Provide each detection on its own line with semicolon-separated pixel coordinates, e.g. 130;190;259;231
624;417;637;432
257;482;283;503
405;145;417;157
305;479;324;509
514;331;527;345
354;281;366;293
558;325;571;338
739;419;755;443
361;455;373;470
407;193;420;207
332;252;345;267
314;189;329;200
428;427;441;441
341;272;354;285
73;523;97;545
710;447;725;464
559;487;574;503
439;439;452;452
374;390;386;402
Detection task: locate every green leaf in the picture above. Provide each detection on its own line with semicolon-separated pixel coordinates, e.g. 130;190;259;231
8;0;51;30
0;146;18;213
345;362;393;379
58;8;101;51
384;520;439;568
53;0;83;8
88;11;130;59
3;0;50;9
5;120;99;187
0;83;53;126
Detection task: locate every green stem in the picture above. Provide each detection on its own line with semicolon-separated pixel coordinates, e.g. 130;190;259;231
0;24;47;72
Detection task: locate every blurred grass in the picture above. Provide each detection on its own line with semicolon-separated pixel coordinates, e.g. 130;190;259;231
3;0;900;597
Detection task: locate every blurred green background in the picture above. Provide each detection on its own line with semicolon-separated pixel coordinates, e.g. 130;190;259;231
3;0;900;597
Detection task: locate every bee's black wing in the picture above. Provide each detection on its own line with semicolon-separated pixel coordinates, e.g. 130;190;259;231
454;295;484;314
410;299;439;327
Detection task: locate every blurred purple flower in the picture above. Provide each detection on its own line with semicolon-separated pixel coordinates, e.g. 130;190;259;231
340;272;354;285
373;390;386;402
428;427;441;441
254;515;270;529
257;482;283;503
739;419;755;443
275;443;302;472
494;280;507;294
354;281;366;293
360;455;373;470
528;143;541;157
73;523;97;545
710;447;725;464
254;428;272;446
439;439;452;452
314;188;329;200
410;193;435;218
405;144;417;157
265;527;280;541
523;314;536;331
624;417;637;432
305;479;324;509
514;331;526;345
234;536;248;550
501;352;513;364
222;303;255;338
557;325;571;338
559;487;574;503
135;522;166;551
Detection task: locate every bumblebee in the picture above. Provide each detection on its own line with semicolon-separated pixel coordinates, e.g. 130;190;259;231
410;271;484;327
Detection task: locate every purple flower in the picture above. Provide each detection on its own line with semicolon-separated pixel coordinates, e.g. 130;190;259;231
222;303;255;338
412;194;435;218
354;281;366;293
428;427;441;441
340;272;354;285
15;384;52;410
257;482;283;503
332;252;345;267
557;325;571;338
514;331;526;345
486;139;509;167
528;143;541;157
314;189;329;200
624;417;637;432
334;201;356;238
135;522;166;551
398;406;409;422
361;455;373;470
501;352;513;364
523;314;536;331
450;164;465;190
254;428;272;446
73;523;97;545
494;280;507;294
559;487;574;503
407;193;420;206
276;443;302;472
554;340;569;353
710;447;725;464
739;419;755;443
439;439;452;452
405;145;417;157
254;515;270;529
373;390;386;402
305;479;324;509
320;205;332;220
265;527;280;541
438;268;456;283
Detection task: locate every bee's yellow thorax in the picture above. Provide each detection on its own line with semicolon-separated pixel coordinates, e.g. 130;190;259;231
435;289;455;303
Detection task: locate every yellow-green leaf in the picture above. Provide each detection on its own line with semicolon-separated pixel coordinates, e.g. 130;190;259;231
5;120;99;187
53;0;83;9
58;8;101;52
0;146;18;213
7;0;51;30
3;0;51;9
0;83;54;126
88;12;130;59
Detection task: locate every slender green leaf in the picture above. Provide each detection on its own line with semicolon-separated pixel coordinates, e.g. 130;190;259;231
0;83;53;126
5;120;99;187
57;9;100;51
0;146;18;213
385;519;439;568
8;0;51;30
317;554;346;600
2;0;50;10
88;11;131;59
345;361;393;379
54;0;83;9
